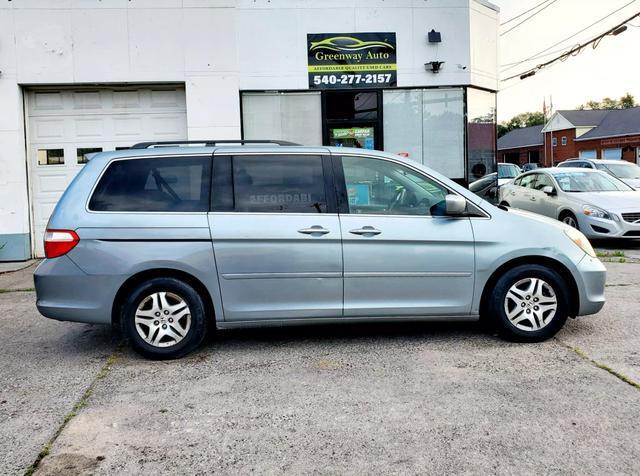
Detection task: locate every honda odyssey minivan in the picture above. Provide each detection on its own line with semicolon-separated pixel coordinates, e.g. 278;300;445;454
34;141;606;359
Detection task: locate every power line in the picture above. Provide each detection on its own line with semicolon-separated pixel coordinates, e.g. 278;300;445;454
501;10;640;82
500;0;553;26
501;0;637;73
501;0;560;36
500;45;574;70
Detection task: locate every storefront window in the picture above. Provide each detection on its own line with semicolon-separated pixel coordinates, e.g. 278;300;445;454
242;92;322;146
383;88;464;179
467;88;497;183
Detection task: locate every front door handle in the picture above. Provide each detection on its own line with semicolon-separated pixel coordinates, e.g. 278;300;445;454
349;226;381;236
298;226;330;235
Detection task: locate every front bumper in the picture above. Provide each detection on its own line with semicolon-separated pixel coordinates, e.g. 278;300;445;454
578;213;640;239
575;254;606;316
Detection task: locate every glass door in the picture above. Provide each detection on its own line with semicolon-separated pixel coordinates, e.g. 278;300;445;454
323;90;381;150
329;125;376;150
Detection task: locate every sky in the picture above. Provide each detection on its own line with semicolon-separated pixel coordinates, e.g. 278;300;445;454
492;0;640;122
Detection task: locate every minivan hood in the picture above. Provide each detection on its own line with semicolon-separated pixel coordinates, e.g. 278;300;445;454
571;190;640;212
505;207;571;232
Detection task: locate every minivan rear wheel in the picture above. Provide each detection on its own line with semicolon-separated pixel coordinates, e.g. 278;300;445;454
122;277;208;359
487;264;569;342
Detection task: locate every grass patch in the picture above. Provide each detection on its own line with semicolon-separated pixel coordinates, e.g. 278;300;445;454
596;250;625;258
0;288;35;294
23;346;122;476
561;342;640;391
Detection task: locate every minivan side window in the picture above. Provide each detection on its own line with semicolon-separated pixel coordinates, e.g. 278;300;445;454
89;156;211;212
340;156;448;216
231;155;327;213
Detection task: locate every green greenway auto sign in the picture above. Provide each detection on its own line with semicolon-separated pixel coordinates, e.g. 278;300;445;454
307;32;397;89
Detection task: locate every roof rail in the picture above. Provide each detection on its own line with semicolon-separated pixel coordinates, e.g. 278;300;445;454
130;140;301;149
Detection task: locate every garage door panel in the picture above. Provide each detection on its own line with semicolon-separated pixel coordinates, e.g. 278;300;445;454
32;91;64;112
36;174;69;195
33;118;66;140
151;89;182;108
27;85;187;257
75;118;105;138
72;91;103;110
113;117;143;137
151;115;186;136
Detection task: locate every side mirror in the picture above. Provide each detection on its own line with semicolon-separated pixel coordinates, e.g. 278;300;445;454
445;194;467;215
542;185;556;196
488;186;497;199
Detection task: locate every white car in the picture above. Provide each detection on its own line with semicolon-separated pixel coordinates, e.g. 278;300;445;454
500;167;640;239
557;159;640;189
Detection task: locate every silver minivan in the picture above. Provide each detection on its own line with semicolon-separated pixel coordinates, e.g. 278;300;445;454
35;141;606;359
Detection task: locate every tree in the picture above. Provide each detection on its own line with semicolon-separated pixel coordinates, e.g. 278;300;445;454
497;111;545;137
577;93;637;110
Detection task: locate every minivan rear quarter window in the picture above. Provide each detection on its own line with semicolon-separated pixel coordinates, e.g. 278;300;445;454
89;156;211;212
231;155;327;213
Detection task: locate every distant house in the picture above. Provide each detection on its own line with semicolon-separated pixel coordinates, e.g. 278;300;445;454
498;107;640;166
497;124;544;165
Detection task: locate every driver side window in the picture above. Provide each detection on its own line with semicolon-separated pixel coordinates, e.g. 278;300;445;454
340;156;449;216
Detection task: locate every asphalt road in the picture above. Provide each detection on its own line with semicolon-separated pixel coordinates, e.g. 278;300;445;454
1;261;639;475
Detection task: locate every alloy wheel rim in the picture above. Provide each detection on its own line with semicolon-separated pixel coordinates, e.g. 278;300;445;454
563;216;578;228
503;278;558;331
134;291;191;348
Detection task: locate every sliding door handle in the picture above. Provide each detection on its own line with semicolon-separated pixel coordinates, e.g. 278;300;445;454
349;226;381;236
298;226;330;235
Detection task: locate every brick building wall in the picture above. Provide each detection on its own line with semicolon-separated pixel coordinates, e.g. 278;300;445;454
574;135;640;163
544;129;577;166
499;145;544;165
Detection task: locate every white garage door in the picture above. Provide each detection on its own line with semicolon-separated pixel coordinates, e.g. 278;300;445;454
26;86;187;257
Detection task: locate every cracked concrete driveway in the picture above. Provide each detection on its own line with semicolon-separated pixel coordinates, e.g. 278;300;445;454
1;261;639;475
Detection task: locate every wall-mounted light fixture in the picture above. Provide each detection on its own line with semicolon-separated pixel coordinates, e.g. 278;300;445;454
427;29;442;43
425;61;444;73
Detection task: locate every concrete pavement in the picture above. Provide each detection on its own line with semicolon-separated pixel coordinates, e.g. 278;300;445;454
0;261;639;475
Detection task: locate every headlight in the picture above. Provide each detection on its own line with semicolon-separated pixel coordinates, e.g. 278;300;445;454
583;205;611;220
565;228;597;258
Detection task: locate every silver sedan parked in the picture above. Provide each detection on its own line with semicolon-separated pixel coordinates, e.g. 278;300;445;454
499;167;640;239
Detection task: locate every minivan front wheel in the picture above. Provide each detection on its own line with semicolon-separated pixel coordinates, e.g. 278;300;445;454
122;277;208;359
487;264;569;342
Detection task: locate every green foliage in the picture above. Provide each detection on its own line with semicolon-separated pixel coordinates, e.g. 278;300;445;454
497;111;546;138
577;93;637;110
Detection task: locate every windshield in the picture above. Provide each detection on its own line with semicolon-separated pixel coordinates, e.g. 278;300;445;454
599;162;640;179
498;164;520;179
554;171;634;192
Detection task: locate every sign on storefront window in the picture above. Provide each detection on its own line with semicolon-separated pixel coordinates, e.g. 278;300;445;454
307;33;397;89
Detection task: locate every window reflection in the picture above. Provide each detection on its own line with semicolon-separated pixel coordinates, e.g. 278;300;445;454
467;88;497;182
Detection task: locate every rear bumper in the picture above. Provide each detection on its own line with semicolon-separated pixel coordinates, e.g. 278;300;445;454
34;256;118;324
575;254;606;316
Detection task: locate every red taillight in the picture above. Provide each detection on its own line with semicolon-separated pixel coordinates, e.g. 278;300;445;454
44;229;80;258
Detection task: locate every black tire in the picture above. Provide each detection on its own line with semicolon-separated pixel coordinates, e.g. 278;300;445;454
559;211;579;230
121;277;208;360
486;264;569;342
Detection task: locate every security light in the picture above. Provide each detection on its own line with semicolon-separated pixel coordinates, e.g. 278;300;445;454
425;61;444;73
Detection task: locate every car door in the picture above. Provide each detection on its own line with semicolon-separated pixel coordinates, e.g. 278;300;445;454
528;172;558;218
334;153;476;317
506;173;537;210
208;152;343;321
